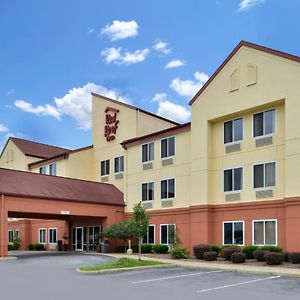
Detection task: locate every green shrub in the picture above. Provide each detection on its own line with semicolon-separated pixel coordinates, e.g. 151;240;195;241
231;253;247;263
221;247;241;261
8;244;14;251
282;252;290;262
153;244;169;254
170;247;189;259
253;250;270;261
210;244;220;253
27;243;34;250
289;252;300;264
259;246;282;253
264;253;284;265
193;244;211;259
115;245;127;253
27;243;44;251
141;244;153;253
203;251;218;261
242;245;259;259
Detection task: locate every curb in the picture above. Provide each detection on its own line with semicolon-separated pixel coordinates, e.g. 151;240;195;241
76;264;173;275
0;256;18;261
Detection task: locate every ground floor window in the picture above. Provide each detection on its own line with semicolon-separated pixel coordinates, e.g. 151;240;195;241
8;230;14;243
49;228;57;244
223;221;244;245
38;228;46;244
253;220;277;246
143;225;155;244
160;224;176;245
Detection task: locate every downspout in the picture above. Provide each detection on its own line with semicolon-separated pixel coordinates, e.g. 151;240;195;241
1;194;4;258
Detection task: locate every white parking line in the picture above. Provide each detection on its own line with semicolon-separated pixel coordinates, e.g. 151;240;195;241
196;275;281;293
132;270;223;284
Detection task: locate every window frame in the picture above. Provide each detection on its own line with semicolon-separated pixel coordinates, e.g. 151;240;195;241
38;228;47;244
223;117;244;144
222;221;245;246
142;224;155;244
160;178;176;200
8;230;14;244
114;156;124;174
49;163;57;176
100;159;110;177
141;182;155;202
223;166;244;193
141;142;155;163
252;109;276;138
39;166;46;175
160;136;176;159
160;224;176;245
252;219;278;246
48;228;58;244
252;161;276;190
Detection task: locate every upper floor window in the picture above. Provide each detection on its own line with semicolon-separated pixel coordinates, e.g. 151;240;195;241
100;160;110;176
114;156;124;173
142;142;154;163
224;118;243;144
39;166;46;174
253;109;275;137
161;179;175;199
142;182;154;201
224;167;243;192
49;163;57;176
161;137;175;159
253;162;275;189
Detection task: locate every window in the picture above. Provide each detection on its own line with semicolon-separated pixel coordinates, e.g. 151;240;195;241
224;118;243;144
224;167;243;192
161;137;175;159
49;228;57;244
8;230;14;243
114;156;124;173
142;142;154;163
39;166;46;174
160;224;176;244
253;220;277;245
14;229;20;240
143;225;155;244
38;228;46;244
223;221;244;245
253;109;275;137
161;179;175;199
100;160;110;176
142;182;154;201
253;162;276;189
49;163;57;176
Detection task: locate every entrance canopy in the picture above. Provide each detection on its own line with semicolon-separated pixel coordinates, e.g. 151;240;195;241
0;168;124;257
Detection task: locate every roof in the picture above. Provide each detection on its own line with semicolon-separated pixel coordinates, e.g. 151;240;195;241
8;137;70;159
0;168;124;206
121;122;191;149
92;92;179;125
28;145;93;169
189;40;300;106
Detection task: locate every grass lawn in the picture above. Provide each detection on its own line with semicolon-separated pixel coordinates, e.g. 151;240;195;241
79;257;167;272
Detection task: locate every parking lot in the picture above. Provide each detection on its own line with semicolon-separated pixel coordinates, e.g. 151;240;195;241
0;254;300;299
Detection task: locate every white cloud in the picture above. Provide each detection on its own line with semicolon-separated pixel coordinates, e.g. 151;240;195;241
153;41;171;55
14;100;61;120
101;47;149;65
165;59;185;69
0;124;8;132
101;20;138;41
14;83;130;131
237;0;265;12
152;93;167;102
170;71;209;98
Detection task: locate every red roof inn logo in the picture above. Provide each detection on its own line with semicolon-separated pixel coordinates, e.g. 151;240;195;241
104;107;119;142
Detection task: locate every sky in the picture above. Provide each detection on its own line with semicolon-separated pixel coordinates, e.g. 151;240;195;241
1;0;300;150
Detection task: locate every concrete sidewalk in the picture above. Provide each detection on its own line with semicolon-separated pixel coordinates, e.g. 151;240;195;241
97;253;300;278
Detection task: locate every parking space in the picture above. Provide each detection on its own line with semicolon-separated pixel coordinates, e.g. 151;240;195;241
1;254;300;300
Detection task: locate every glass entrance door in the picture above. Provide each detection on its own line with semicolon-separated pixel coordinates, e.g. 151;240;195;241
75;227;83;251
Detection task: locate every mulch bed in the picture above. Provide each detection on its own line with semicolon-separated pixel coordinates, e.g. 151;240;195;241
139;253;300;269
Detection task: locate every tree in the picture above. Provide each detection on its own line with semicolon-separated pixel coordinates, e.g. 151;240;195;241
130;202;150;260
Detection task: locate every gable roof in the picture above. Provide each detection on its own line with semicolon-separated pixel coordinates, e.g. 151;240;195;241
92;92;179;125
0;168;124;206
9;137;70;159
189;40;300;106
121;122;191;149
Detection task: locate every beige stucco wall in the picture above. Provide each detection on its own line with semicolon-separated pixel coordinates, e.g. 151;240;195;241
191;46;300;205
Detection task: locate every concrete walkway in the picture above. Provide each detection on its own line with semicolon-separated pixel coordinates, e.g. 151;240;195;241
97;253;300;278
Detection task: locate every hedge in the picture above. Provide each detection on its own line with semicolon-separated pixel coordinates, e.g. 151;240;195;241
170;247;189;259
193;244;211;259
231;253;247;263
203;251;218;261
264;253;284;265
